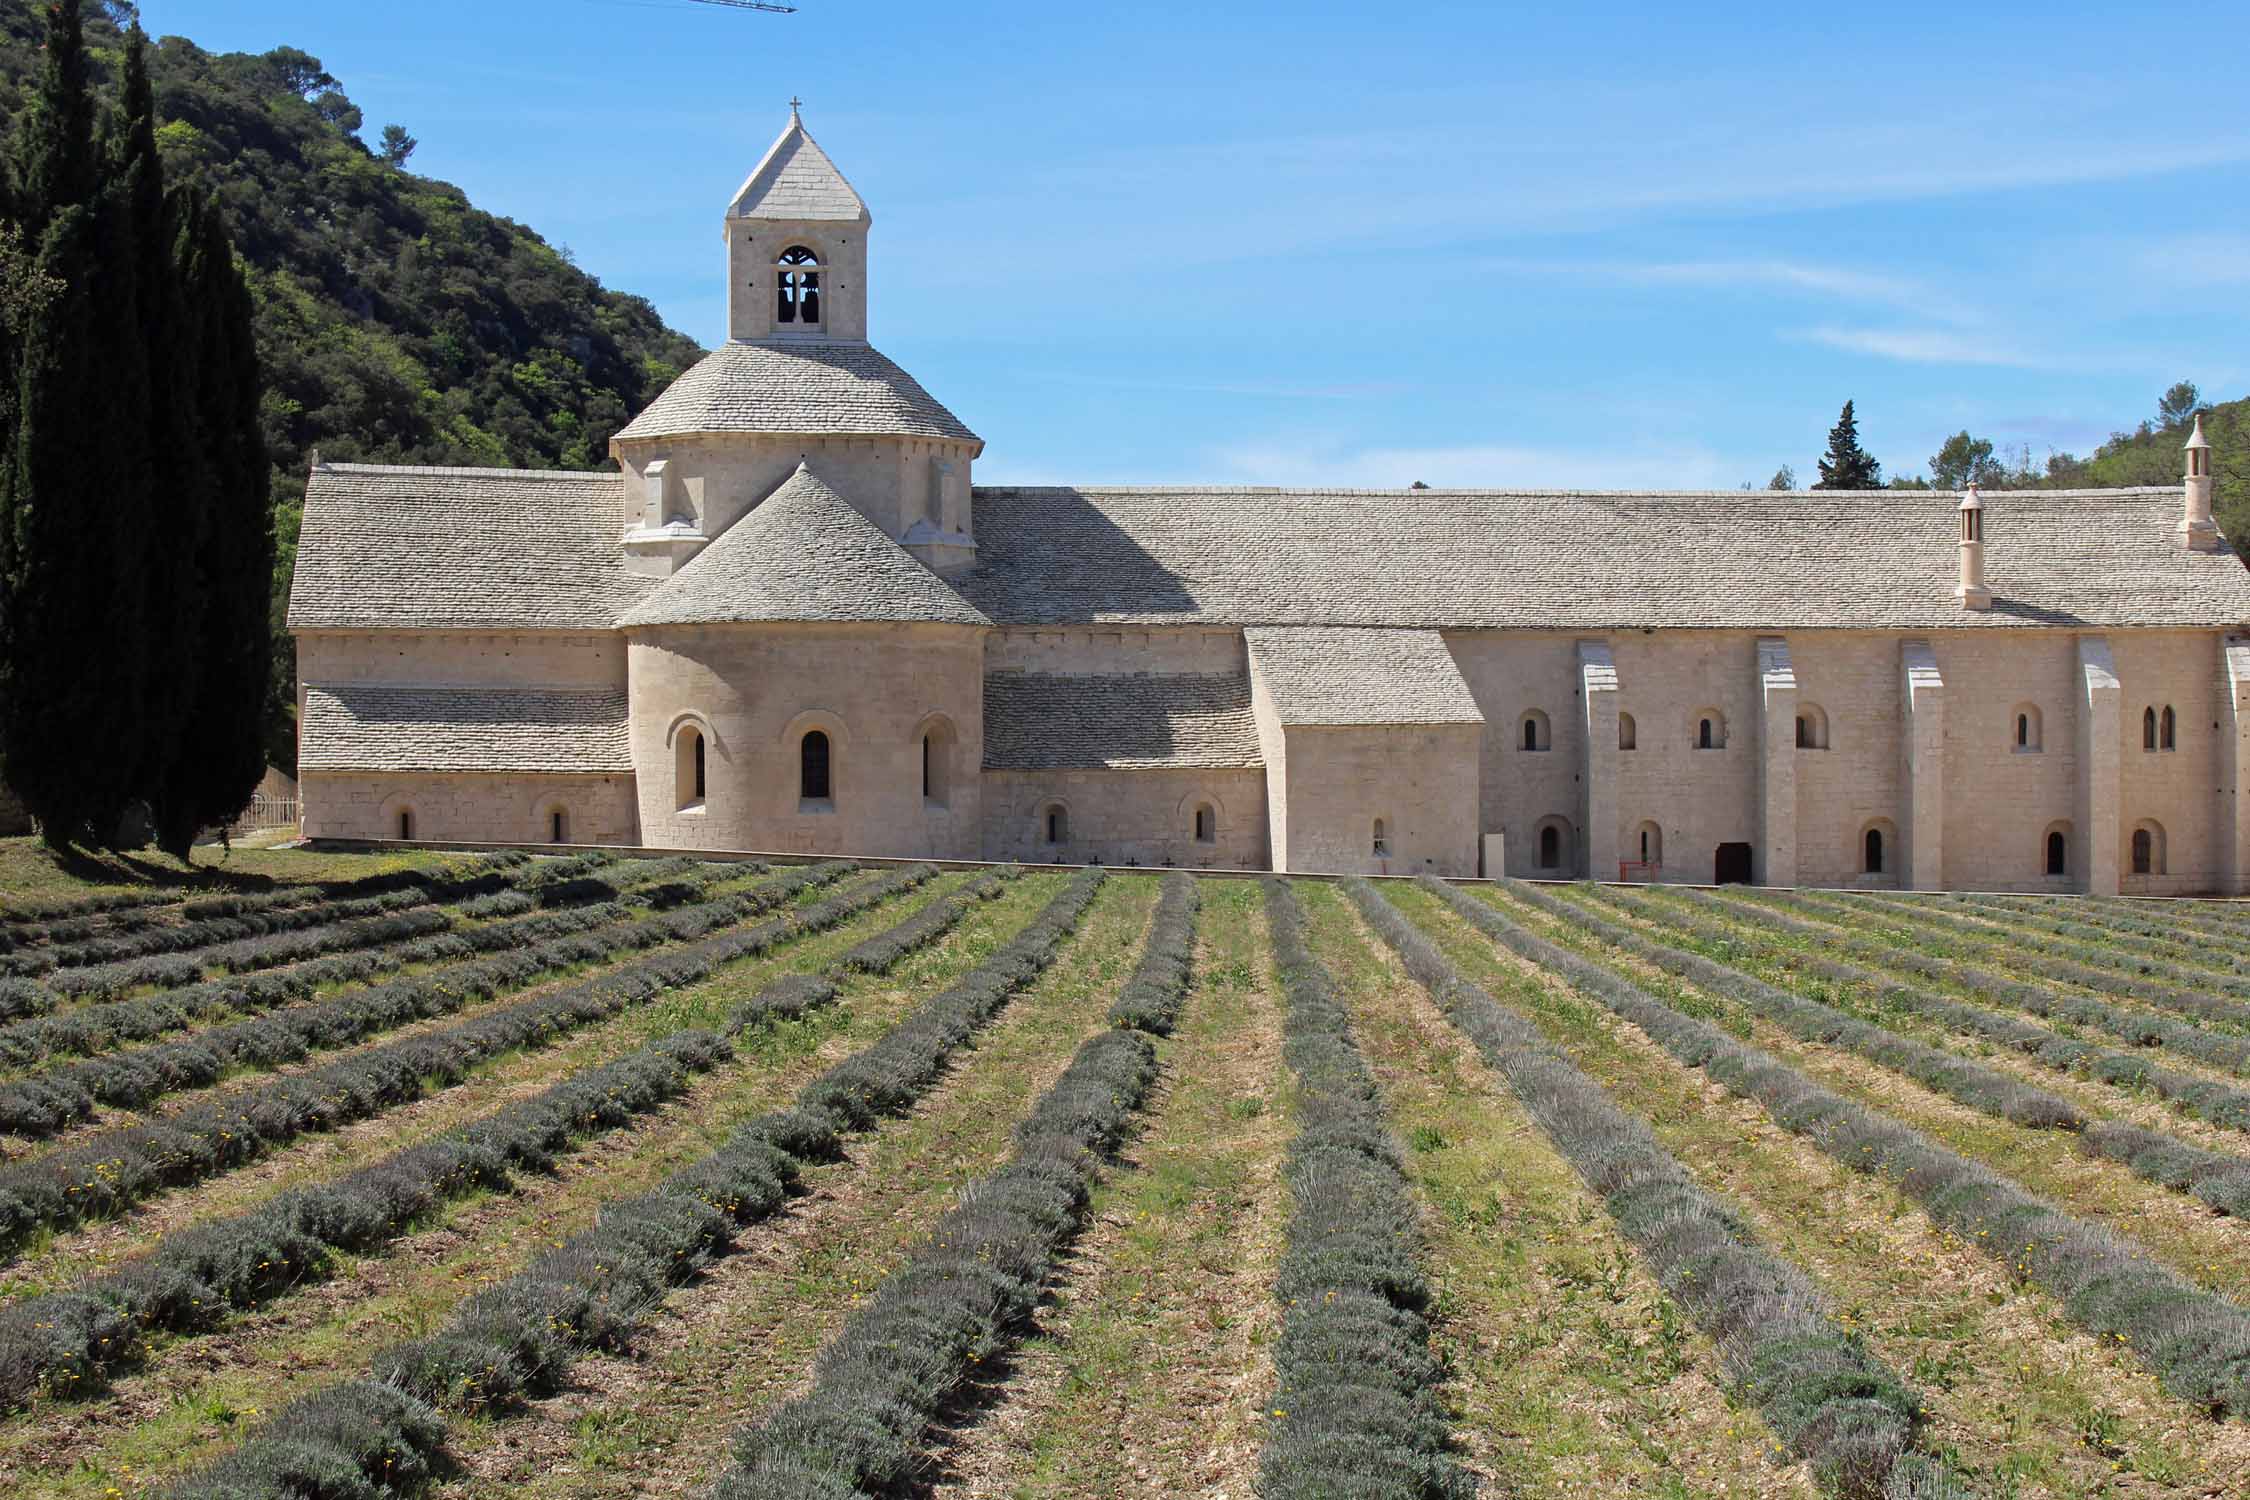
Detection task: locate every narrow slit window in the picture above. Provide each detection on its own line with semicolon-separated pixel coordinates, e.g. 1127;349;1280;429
398;809;413;840
2144;706;2158;751
1044;804;1067;845
1194;804;1215;844
695;734;706;799
550;808;567;843
1698;718;1714;750
1372;819;1388;857
1864;827;1885;874
800;730;831;802
2161;705;2176;751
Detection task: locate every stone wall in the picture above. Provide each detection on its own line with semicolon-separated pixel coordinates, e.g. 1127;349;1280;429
299;772;638;845
626;619;985;859
980;767;1269;868
613;432;977;566
1268;723;1480;877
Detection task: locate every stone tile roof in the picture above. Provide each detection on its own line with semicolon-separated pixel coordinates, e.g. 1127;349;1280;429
728;114;868;223
983;672;1262;770
287;463;650;632
617;463;991;629
300;684;632;773
1245;627;1484;726
613;341;978;444
958;487;2250;630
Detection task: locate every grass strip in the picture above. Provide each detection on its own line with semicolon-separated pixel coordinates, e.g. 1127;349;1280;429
0;864;855;1260
0;866;938;1408
709;870;1196;1499
1420;876;2250;1422
1681;888;2250;1121
1347;879;1966;1499
834;868;1014;972
159;869;1112;1500
1259;878;1471;1500
1594;885;2250;1213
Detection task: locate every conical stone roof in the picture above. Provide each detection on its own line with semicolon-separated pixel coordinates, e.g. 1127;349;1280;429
728;110;868;223
617;463;990;630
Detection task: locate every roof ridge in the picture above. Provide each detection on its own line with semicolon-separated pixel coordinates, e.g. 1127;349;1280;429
316;461;619;481
968;484;2188;500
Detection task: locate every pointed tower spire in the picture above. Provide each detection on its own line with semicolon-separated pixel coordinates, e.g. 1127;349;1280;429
725;106;872;342
2181;410;2220;551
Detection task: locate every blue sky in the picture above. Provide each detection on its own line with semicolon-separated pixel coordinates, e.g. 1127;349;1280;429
143;0;2249;488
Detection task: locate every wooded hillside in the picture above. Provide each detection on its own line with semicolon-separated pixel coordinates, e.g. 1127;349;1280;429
0;0;704;769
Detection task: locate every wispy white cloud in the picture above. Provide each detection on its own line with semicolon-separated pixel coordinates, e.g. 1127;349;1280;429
2132;233;2250;286
1472;256;1972;324
1795;327;2058;369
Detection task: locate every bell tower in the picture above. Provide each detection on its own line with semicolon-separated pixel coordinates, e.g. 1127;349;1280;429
725;102;871;343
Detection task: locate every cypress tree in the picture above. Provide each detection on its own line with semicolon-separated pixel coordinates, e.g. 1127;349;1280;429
153;199;271;854
1812;399;1883;490
1;1;154;848
114;27;213;855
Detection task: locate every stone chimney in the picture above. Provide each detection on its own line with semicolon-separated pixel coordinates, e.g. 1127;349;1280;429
1956;484;1991;610
2181;411;2220;551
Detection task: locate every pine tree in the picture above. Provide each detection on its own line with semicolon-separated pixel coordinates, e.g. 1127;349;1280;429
1813;400;1882;490
1;1;153;848
153;198;270;854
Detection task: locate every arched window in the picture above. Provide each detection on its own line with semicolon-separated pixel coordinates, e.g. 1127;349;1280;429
1372;819;1389;857
2161;705;2176;751
676;726;707;811
549;807;569;843
775;245;821;326
2144;706;2158;751
800;729;832;802
1692;710;1726;750
1520;710;1551;752
2046;829;2067;876
1794;704;1829;751
1635;820;1663;866
1864;826;1885;874
1193;803;1216;844
397;808;414;841
1044;803;1068;845
920;719;955;808
1533;816;1573;874
1617;712;1637;751
2131;820;2167;876
2012;703;2042;753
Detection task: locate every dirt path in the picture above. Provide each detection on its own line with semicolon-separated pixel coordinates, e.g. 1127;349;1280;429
929;876;1290;1500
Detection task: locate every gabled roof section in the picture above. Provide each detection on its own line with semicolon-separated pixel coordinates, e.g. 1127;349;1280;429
301;685;632;774
957;486;2250;631
1246;627;1484;726
617;463;991;629
612;341;979;444
727;109;869;223
983;673;1261;770
287;463;651;632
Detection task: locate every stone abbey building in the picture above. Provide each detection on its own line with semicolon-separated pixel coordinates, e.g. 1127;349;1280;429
290;109;2250;894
